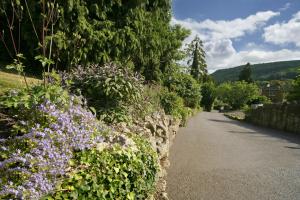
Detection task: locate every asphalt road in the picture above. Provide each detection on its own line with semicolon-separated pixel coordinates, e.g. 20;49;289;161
167;112;300;200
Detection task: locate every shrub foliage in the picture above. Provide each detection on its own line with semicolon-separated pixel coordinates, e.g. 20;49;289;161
216;81;261;109
201;83;216;112
69;63;144;123
0;82;158;199
164;72;201;108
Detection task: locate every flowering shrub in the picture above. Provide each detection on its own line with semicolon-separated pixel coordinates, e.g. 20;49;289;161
68;63;144;123
0;83;159;199
0;74;71;135
0;97;106;199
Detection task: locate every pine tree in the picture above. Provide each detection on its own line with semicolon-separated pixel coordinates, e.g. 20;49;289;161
190;43;200;80
239;63;253;83
186;36;207;82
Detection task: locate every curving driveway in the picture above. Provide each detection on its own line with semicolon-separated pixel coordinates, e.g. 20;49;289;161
167;112;300;200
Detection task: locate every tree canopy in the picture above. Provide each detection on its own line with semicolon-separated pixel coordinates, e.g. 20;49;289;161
0;0;190;81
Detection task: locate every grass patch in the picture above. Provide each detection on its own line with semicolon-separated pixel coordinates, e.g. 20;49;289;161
0;71;41;94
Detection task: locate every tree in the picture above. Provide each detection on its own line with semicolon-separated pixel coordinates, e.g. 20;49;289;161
239;63;253;83
201;82;216;111
0;0;190;82
287;73;300;103
216;81;260;109
186;36;207;82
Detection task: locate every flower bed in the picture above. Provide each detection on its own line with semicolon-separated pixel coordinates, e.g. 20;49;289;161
0;86;158;199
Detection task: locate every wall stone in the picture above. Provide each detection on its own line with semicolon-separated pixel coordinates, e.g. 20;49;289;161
246;104;300;133
113;111;181;200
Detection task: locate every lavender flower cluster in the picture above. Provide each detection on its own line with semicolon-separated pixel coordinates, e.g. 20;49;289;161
0;98;106;199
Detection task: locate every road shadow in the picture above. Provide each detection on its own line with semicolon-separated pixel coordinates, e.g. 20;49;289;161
208;117;300;146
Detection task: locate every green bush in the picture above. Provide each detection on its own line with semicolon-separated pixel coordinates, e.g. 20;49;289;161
163;73;201;108
69;63;144;123
46;134;158;200
249;95;271;104
136;84;163;119
216;81;260;109
160;90;189;123
288;74;300;103
0;80;159;199
213;99;229;111
200;83;216;112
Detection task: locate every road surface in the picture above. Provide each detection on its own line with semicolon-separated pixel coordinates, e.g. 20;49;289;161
167;112;300;200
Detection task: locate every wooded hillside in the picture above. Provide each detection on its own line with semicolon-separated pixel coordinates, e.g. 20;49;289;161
212;60;300;83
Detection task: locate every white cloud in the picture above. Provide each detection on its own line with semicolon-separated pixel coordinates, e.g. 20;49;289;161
173;10;300;72
208;48;300;73
172;11;279;43
279;2;291;11
263;11;300;47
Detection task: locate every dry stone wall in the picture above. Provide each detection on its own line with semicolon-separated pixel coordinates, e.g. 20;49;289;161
246;104;300;133
113;111;181;200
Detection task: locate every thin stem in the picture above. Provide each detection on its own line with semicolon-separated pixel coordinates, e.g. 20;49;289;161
42;0;47;88
22;72;29;90
18;21;21;52
42;0;46;57
4;10;18;55
48;23;54;73
24;0;39;41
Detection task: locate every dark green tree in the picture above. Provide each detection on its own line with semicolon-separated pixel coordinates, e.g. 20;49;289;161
201;82;216;111
186;36;207;82
239;63;253;83
0;0;190;81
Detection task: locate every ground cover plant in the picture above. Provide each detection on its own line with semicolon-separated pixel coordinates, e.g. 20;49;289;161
0;80;158;199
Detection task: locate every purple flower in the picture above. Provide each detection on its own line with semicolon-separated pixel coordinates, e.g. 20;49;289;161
0;98;106;199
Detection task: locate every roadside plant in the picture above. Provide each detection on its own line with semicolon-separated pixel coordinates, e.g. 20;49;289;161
0;72;70;135
0;96;106;199
216;81;260;109
164;72;201;108
287;73;300;103
69;63;144;123
0;82;159;199
47;134;158;200
201;82;216;112
249;95;271;105
160;90;190;124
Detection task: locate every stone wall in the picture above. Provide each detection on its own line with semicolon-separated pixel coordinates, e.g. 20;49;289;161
113;111;181;200
246;104;300;133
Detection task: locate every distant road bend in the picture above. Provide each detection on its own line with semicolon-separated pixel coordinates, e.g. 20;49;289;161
167;112;300;200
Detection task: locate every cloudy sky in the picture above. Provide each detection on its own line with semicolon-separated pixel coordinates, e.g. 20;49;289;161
172;0;300;72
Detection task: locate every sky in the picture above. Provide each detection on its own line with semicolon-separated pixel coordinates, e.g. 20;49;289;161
172;0;300;72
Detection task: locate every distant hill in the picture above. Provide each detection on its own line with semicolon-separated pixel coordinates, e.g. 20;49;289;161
211;60;300;83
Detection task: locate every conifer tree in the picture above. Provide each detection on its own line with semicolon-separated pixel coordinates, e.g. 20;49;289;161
186;36;207;82
239;63;253;83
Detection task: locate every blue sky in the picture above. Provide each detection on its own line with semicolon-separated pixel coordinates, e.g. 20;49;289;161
172;0;300;72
